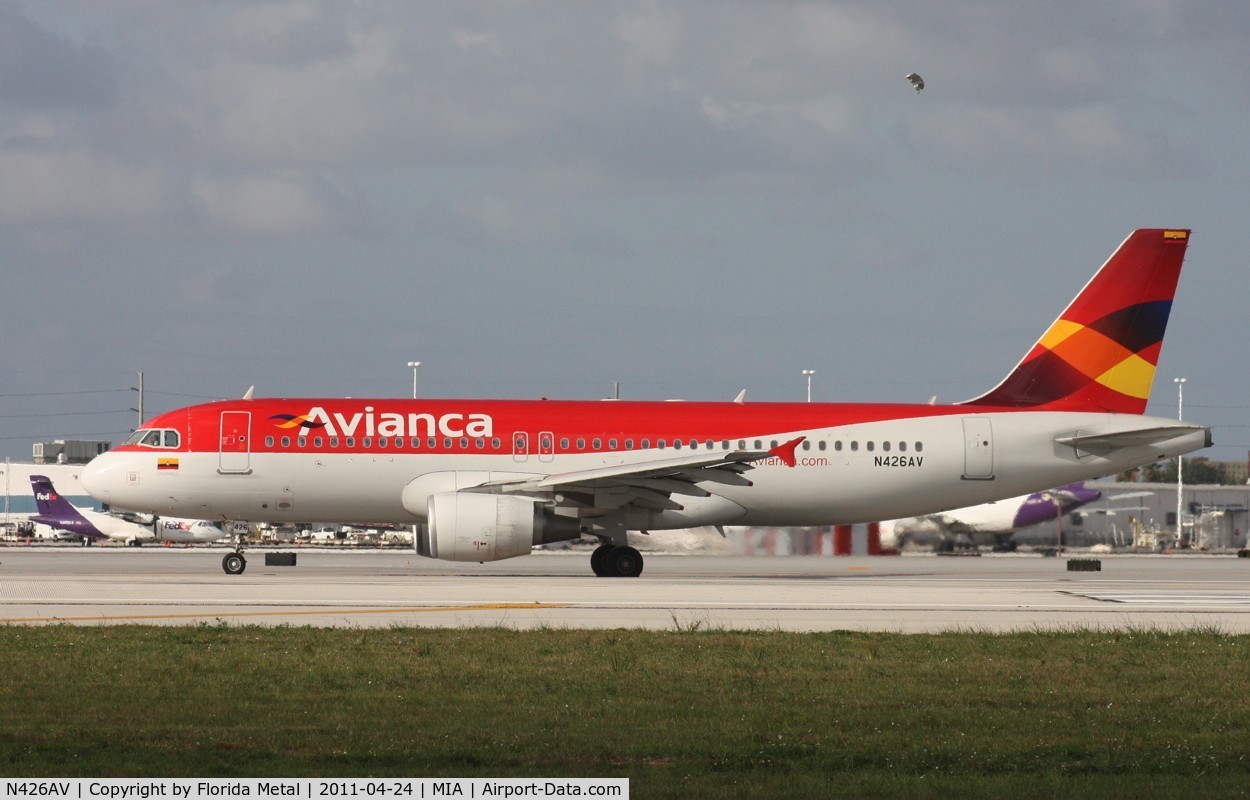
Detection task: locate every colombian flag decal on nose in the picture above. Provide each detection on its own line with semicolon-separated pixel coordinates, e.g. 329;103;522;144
157;457;179;471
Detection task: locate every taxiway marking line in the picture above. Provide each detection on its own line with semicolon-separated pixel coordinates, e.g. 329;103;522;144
0;601;570;623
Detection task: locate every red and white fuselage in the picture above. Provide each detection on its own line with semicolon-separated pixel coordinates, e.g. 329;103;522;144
80;398;1207;528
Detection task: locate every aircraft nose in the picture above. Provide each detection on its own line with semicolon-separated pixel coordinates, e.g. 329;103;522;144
81;455;112;502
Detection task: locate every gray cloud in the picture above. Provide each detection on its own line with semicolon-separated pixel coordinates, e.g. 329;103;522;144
2;1;1249;461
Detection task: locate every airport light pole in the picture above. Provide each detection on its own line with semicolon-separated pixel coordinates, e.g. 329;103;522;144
802;370;815;403
1175;377;1186;547
1041;490;1063;554
408;361;421;399
129;371;145;429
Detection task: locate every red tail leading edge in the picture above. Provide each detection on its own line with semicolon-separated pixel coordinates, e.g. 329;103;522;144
966;229;1190;413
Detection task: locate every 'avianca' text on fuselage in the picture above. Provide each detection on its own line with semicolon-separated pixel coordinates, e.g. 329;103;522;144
273;407;493;439
80;229;1211;578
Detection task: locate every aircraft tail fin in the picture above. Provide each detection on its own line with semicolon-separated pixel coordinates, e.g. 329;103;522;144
963;229;1191;413
29;475;93;527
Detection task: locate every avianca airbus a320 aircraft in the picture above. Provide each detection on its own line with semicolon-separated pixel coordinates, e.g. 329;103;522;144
82;229;1210;577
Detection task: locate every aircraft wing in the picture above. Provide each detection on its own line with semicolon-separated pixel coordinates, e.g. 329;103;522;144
471;437;804;514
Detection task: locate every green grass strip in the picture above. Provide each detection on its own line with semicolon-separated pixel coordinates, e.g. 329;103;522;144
2;625;1249;799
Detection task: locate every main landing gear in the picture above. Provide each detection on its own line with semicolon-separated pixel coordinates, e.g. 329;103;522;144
590;543;644;578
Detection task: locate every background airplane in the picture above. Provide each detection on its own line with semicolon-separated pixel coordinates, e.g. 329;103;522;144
30;475;231;546
879;481;1150;551
153;517;230;544
29;475;155;546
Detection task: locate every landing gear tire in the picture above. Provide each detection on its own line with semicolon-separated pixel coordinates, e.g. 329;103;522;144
603;545;644;578
222;552;247;575
590;544;614;577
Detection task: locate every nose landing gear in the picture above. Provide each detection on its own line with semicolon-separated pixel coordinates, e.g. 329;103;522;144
222;551;247;575
222;519;247;575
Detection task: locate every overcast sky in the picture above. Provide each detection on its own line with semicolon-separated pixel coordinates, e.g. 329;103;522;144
2;1;1248;466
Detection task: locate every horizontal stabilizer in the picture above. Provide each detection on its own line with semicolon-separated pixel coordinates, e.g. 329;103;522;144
1055;424;1211;455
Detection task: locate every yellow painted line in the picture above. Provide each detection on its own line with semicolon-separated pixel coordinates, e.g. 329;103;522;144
0;602;571;624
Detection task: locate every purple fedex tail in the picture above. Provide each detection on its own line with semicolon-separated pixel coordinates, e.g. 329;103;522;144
1012;482;1103;529
29;475;105;540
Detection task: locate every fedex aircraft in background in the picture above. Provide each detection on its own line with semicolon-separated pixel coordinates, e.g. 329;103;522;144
82;229;1210;576
153;517;231;544
29;475;229;546
878;481;1144;552
30;475;155;546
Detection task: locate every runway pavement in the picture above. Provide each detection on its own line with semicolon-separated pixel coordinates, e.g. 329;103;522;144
1;546;1249;631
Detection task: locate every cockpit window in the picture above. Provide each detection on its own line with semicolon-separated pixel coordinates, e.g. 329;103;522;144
124;428;180;448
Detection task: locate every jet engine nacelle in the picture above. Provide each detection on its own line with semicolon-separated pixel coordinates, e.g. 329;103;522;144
416;492;581;562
